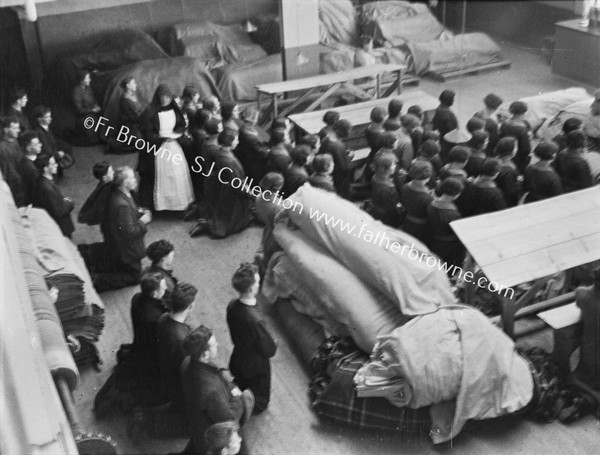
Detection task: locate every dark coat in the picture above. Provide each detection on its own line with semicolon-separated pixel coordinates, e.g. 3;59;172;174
101;188;146;264
283;165;308;197
17;156;38;206
266;143;291;175
499;120;531;172
32;176;74;236
181;359;244;455
157;314;191;408
227;299;277;380
78;182;114;227
0;138;25;206
234;123;268;183
318;138;352;198
35;125;58;156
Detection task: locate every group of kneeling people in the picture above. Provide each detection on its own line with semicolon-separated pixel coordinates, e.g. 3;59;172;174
96;247;276;455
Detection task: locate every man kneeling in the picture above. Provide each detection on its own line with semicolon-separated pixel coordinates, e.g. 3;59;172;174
181;326;254;455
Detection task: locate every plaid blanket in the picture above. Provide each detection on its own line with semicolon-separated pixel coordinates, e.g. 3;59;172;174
311;351;430;435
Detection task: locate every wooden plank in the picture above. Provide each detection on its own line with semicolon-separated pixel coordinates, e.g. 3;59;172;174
256;64;406;94
451;187;600;287
538;302;581;330
426;60;511;82
289;90;439;135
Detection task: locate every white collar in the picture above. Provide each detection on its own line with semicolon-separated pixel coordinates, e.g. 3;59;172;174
239;297;257;306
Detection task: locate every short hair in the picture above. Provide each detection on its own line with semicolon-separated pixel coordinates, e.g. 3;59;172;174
271;117;289;131
231;262;259;294
270;127;286;144
92;161;112;181
290;145;311;166
218;129;237;147
203;96;219;112
146;239;174;264
370;107;386;123
466;117;485;134
32;105;51;120
221;102;238;122
509;101;528;115
420;139;441;159
534;141;558;160
9;88;27;105
401;114;420;130
241;106;258;122
495;137;516;157
140;272;165;297
205;118;222;136
469;130;489;149
259;172;284;192
322;111;340;126
205;421;240;455
438;177;463;196
119;76;135;90
76;69;90;84
388;98;403;118
171;282;198;313
312;154;333;173
409;160;433;180
1;115;20;129
183;325;213;359
439;90;455;106
407;105;424;119
378;132;397;150
332;119;352;138
447;146;470;164
297;134;318;149
423;130;440;142
562;117;583;134
18;131;39;149
34;153;53;172
483;93;503;110
566;130;586;149
195;109;212;128
182;85;199;100
480;158;501;177
113;166;133;187
373;151;396;173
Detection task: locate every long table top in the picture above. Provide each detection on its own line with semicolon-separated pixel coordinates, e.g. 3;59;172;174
256;64;405;95
288;90;439;134
450;187;600;289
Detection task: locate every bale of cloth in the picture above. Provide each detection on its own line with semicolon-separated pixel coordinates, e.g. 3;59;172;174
1;181;78;390
19;207;105;367
358;305;534;444
272;223;408;353
282;184;456;316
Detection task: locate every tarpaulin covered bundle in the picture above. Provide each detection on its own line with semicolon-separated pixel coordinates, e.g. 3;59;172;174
20;207;105;366
1;182;78;390
364;305;533;443
270;225;408;352
283;184;456;316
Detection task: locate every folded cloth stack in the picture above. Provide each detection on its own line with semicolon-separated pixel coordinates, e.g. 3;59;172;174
20;207;105;367
359;305;534;444
2;182;79;390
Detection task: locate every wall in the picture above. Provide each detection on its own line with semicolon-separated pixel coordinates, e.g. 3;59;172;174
443;1;578;48
35;0;276;62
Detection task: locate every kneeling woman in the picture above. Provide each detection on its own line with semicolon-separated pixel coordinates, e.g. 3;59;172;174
139;84;195;211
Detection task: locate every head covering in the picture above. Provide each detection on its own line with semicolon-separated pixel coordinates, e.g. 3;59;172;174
153;84;174;110
444;129;471;144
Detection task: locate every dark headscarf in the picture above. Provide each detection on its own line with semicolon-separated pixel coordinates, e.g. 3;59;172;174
152;84;175;111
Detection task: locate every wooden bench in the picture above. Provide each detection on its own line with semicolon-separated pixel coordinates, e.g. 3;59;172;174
289;90;439;149
256;63;406;119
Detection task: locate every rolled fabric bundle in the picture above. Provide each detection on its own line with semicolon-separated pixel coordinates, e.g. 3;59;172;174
2;185;79;390
283;184;456;316
273;222;407;353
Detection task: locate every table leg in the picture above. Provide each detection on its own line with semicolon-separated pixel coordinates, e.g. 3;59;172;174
502;295;515;339
272;95;278;118
396;69;402;94
376;74;381;98
256;91;262;113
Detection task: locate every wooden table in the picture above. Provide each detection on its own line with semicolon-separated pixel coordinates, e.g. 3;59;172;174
289;90;438;150
450;187;600;338
256;63;405;119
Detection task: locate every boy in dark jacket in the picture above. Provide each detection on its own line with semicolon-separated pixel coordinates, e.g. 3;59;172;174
227;263;276;414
